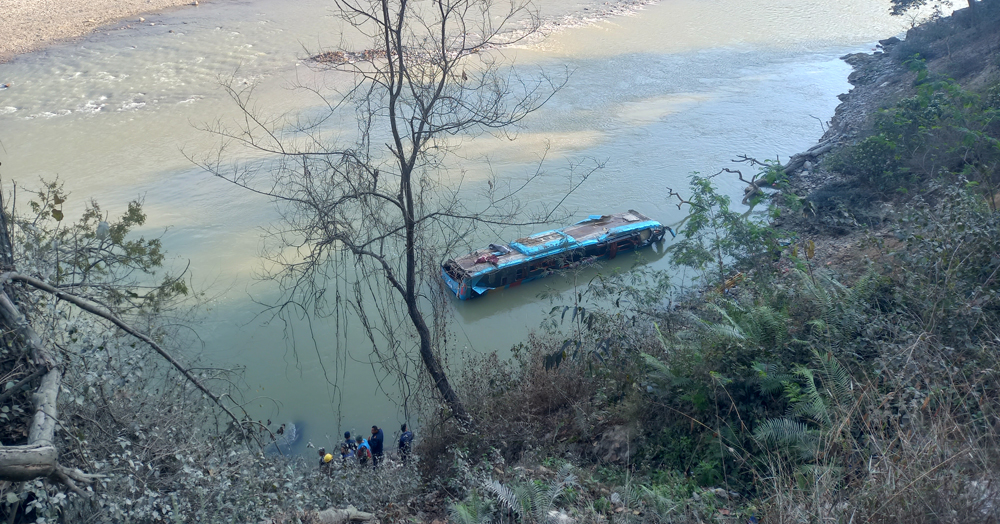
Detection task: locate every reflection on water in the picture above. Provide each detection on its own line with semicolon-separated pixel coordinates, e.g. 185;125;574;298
0;0;913;448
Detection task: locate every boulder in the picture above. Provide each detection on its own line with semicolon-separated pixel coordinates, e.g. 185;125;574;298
592;425;630;464
314;505;375;524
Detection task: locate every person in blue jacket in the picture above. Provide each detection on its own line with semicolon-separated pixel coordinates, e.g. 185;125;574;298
369;425;385;469
398;423;414;465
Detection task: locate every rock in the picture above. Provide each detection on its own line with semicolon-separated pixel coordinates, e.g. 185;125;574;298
878;36;901;48
592;425;630;464
709;488;730;499
313;505;375;523
547;510;575;523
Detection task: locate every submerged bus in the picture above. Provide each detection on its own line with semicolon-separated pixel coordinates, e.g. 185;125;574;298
441;210;667;300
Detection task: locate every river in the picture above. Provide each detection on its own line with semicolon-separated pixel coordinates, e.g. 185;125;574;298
0;0;912;452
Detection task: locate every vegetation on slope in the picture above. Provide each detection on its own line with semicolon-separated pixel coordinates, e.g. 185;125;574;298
433;3;1000;523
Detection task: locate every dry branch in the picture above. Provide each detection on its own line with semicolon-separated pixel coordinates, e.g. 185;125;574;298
0;272;245;431
0;283;78;487
0;270;250;489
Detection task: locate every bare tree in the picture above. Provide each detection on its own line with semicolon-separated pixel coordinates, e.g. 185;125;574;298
889;0;976;17
197;0;595;423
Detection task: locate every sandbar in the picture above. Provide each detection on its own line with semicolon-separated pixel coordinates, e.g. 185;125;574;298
0;0;205;62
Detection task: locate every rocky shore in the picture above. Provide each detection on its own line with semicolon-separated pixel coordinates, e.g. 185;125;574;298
783;4;998;197
0;0;206;62
768;2;1000;271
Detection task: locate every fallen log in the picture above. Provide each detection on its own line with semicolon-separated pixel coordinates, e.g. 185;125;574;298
782;136;840;174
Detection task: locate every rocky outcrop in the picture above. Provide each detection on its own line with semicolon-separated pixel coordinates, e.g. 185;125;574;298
591;425;631;464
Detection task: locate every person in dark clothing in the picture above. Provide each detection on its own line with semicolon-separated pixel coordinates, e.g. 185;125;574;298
341;431;357;462
369;425;384;469
398;423;414;465
340;442;355;463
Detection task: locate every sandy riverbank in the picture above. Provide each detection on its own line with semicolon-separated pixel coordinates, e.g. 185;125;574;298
0;0;205;62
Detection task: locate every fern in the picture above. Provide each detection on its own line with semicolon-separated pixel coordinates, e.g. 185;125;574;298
751;361;793;395
816;350;853;407
484;479;519;518
450;490;495;524
753;418;819;459
700;298;789;353
640;485;679;522
755;350;858;462
481;468;578;524
792;366;831;426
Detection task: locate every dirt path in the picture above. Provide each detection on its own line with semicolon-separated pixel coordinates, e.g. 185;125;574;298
0;0;206;62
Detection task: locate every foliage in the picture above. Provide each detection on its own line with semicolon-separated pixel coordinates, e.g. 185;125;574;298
889;183;1000;346
15;180;188;314
667;175;781;288
833;60;1000;199
888;0;952;18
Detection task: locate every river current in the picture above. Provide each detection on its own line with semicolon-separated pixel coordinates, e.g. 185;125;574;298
0;0;913;451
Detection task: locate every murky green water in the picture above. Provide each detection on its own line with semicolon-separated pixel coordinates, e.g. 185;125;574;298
0;0;913;450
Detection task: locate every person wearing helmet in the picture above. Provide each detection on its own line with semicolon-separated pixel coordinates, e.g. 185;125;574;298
323;452;335;476
318;448;334;476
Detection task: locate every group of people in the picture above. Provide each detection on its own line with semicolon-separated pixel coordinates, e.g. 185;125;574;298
318;424;414;473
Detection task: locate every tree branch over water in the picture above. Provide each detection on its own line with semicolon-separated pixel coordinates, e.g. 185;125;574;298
196;0;598;423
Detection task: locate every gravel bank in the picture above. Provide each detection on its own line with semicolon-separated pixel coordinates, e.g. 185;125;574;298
0;0;205;62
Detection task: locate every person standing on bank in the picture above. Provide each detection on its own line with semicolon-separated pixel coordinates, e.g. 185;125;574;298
356;435;372;467
398;424;414;465
342;431;357;462
369;425;385;469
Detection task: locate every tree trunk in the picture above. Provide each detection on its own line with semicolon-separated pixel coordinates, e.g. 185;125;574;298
401;161;471;423
0;445;58;481
409;299;471;423
0;285;63;483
